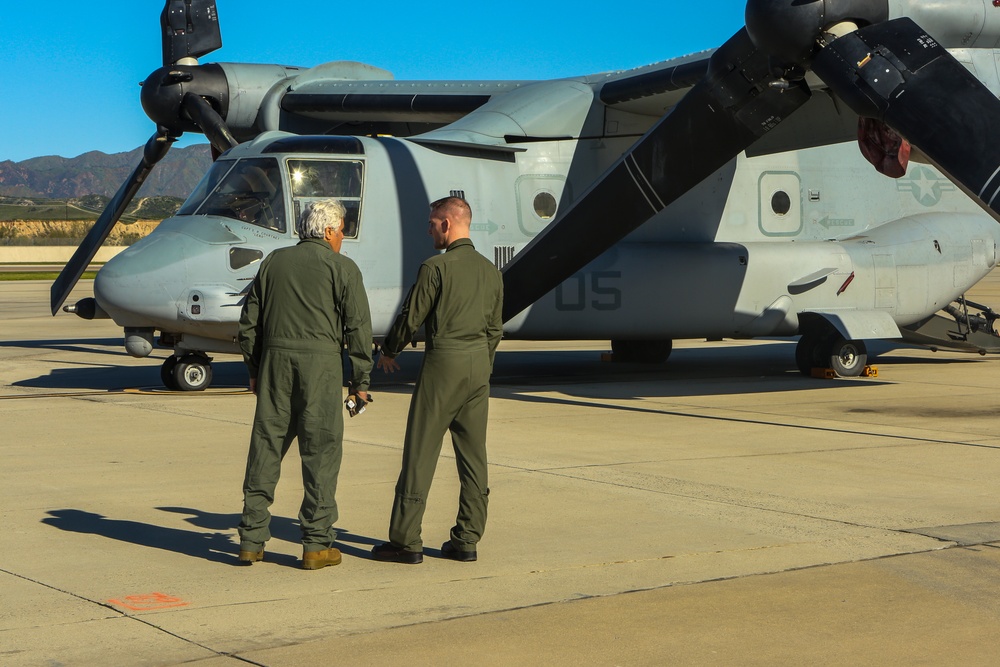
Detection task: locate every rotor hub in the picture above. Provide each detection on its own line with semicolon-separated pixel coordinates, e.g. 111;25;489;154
140;63;230;136
744;0;890;65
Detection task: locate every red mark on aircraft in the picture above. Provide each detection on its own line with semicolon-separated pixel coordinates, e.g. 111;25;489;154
837;272;856;296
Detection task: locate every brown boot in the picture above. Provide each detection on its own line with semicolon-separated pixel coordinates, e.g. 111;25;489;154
302;547;342;570
238;549;264;564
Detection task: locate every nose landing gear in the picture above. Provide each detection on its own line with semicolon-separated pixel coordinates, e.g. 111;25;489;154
161;353;214;391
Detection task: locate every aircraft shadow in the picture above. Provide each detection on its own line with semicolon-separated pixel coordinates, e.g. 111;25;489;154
42;507;380;566
382;339;995;397
11;338;992;396
370;342;899;402
0;337;125;357
13;359;249;391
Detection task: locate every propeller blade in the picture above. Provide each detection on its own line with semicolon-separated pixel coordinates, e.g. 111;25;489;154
182;92;238;155
501;28;810;321
161;0;222;66
811;17;1000;222
50;132;174;315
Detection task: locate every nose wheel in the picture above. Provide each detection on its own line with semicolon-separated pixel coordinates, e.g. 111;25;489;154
161;354;214;391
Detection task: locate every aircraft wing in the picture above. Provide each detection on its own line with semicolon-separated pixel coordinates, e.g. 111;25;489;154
593;53;858;156
275;52;711;125
278;56;858;163
280;77;529;125
593;52;711;116
275;52;858;155
276;53;713;126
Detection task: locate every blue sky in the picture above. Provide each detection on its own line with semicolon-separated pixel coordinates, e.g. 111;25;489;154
2;1;748;163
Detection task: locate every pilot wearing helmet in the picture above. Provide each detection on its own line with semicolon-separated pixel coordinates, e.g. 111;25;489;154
236;198;373;570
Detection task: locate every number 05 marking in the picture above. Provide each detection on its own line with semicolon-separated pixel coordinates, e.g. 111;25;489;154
555;271;622;311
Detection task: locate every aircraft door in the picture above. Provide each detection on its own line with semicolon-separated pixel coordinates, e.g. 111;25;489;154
972;238;991;270
873;254;897;310
758;172;802;237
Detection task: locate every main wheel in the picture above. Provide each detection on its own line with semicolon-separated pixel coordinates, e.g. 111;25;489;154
827;337;867;377
795;333;825;376
160;356;181;391
172;355;213;391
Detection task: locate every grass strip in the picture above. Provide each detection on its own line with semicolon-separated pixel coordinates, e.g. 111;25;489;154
0;272;97;281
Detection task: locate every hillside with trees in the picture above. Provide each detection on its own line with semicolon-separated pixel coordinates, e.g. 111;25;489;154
0;144;211;199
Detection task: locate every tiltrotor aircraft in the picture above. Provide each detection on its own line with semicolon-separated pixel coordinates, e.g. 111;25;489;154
54;0;1000;390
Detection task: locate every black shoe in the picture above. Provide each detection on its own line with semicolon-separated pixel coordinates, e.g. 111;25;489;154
441;541;477;562
371;542;423;564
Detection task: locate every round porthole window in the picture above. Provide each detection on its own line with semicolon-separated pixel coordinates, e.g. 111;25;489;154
533;192;557;219
771;190;791;216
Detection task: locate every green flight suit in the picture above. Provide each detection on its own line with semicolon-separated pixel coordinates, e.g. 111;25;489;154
381;237;503;553
238;237;373;553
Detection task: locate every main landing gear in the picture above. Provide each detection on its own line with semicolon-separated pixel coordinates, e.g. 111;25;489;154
795;332;868;377
161;353;214;391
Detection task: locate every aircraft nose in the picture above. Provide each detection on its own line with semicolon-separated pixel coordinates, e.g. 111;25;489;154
95;229;198;327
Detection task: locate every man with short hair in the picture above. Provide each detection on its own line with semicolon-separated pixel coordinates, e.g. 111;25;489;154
373;196;503;564
238;199;373;570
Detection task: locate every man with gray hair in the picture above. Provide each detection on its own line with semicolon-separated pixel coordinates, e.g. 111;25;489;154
237;199;373;570
296;199;346;239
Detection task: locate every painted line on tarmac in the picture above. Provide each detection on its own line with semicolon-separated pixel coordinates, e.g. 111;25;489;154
0;390;112;400
122;386;250;396
0;566;265;667
0;386;251;400
505;393;1000;452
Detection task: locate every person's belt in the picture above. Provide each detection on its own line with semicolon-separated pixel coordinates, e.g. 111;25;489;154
425;339;488;352
263;337;342;353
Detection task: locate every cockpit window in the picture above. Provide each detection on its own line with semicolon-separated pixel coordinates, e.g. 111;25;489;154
177;158;287;232
287;160;364;238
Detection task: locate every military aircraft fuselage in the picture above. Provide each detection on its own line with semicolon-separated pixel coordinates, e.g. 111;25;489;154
69;0;1000;389
93;126;1000;360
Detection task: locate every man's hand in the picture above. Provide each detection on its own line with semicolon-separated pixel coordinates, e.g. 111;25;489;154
377;354;401;374
345;390;371;417
249;378;257;395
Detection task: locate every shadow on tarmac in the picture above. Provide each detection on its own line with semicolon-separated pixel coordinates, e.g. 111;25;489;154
41;508;382;566
13;359;249;392
8;337;993;399
42;508;248;566
157;506;382;560
0;337;125;357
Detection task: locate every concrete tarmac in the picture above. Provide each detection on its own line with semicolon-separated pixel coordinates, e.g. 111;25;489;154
2;278;1000;665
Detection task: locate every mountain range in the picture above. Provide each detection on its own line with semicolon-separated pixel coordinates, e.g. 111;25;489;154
0;144;213;199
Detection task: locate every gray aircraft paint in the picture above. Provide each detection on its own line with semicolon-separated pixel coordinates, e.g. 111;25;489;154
69;0;1000;386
